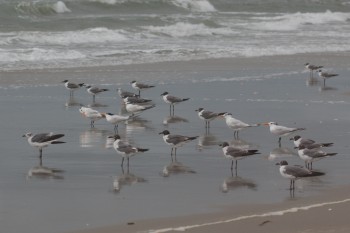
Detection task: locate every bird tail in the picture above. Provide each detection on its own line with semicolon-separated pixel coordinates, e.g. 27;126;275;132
296;128;306;131
326;153;337;156
187;136;199;141
79;83;85;87
248;149;260;155
321;143;333;147
51;141;66;144
137;148;149;152
182;98;190;101
49;134;65;140
102;88;109;92
145;104;156;110
306;170;325;177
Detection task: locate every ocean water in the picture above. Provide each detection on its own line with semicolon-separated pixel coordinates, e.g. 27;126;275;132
1;0;350;70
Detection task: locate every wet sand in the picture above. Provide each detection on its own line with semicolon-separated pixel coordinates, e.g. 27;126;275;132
1;52;350;233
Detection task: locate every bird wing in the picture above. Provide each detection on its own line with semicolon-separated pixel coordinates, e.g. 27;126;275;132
166;95;183;103
32;133;64;143
284;165;311;177
201;111;218;119
166;135;189;144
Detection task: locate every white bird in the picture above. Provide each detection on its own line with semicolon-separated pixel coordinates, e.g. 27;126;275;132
125;102;155;115
276;160;324;191
122;96;152;105
297;145;337;170
79;107;104;127
159;130;198;161
85;85;109;102
317;69;338;86
264;122;305;146
290;135;333;149
219;142;260;173
161;92;190;116
222;113;260;138
62;80;84;96
304;63;323;78
111;134;149;168
195;108;225;129
130;80;155;97
22;132;65;158
101;113;134;134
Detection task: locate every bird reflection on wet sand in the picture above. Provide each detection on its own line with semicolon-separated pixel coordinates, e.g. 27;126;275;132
80;128;111;148
161;159;196;177
65;96;83;108
163;115;189;126
221;175;257;193
197;133;218;151
27;158;64;180
267;147;297;161
113;167;147;193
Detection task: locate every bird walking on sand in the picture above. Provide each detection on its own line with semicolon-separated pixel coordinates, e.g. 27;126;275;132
276;160;325;191
317;69;338;86
195;108;225;129
297;145;337;170
62;80;84;96
85;85;109;103
112;134;149;168
161;92;190;116
23;132;65;159
290;135;333;149
219;142;260;174
304;63;323;78
130;81;155;97
264;122;305;147
79;107;104;127
222;113;260;139
159;130;198;161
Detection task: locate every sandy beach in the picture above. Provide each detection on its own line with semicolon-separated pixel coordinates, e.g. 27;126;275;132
1;52;350;233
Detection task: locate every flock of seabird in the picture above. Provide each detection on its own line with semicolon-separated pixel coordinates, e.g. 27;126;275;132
23;64;339;192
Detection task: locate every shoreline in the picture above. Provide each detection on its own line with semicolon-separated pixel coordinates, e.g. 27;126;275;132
70;184;350;233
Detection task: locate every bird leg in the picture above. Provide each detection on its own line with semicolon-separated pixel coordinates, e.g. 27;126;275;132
127;157;130;169
39;148;43;159
121;157;124;167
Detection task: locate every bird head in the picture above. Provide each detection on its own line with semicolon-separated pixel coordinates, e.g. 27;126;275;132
159;130;170;135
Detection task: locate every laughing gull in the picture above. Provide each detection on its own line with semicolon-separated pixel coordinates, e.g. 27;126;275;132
219;142;260;173
85;85;109;102
130;81;155;97
112;134;149;168
101;113;135;134
304;63;323;78
264;122;305;146
317;69;339;86
79;107;104;127
23;132;65;159
62;80;84;96
297;145;337;170
116;88;138;99
159;130;198;161
125;102;155;115
195;108;225;129
290;135;333;149
222;113;260;138
161;92;190;116
276;160;325;190
122;96;152;105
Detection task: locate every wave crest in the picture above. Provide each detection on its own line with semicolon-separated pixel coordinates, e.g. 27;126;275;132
15;1;71;16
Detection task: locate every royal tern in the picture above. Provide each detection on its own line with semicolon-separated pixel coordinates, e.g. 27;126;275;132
264;122;305;146
79;107;104;127
101;113;134;134
222;113;260;138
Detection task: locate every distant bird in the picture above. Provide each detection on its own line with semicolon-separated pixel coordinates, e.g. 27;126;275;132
125;102;155;115
122;96;152;105
101;113;134;134
290;135;333;149
112;134;149;168
161;92;190;116
219;142;260;173
304;63;323;78
317;69;338;86
222;113;260;138
130;80;155;97
159;130;198;161
264;122;305;146
85;85;109;102
62;80;84;96
23;132;65;159
116;88;138;99
297;145;337;170
276;160;325;190
79;107;104;127
195;108;225;129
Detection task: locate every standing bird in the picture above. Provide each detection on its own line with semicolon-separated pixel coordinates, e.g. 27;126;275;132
62;80;84;96
112;135;149;168
264;122;305;146
317;69;338;86
195;108;225;129
122;96;152;105
159;130;198;161
276;160;325;191
161;92;190;116
85;85;109;103
101;113;134;134
297;145;337;170
219;142;259;174
23;132;65;159
130;81;155;97
304;63;323;78
222;113;260;138
117;88;138;99
125;102;155;115
290;135;333;149
79;107;104;127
